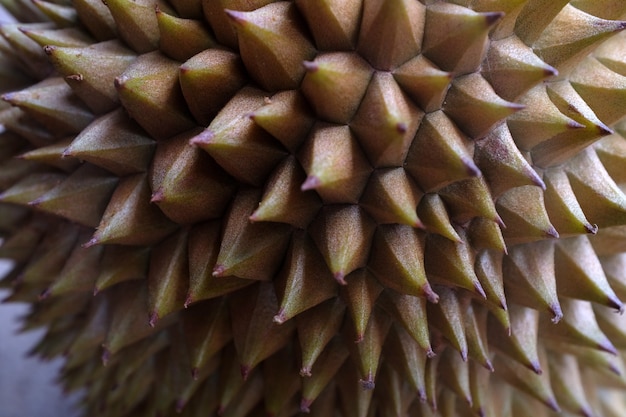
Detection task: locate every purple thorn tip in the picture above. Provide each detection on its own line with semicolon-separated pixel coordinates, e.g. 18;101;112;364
101;348;111;365
38;288;51;301
150;189;164;203
585;223;598;234
360;378;375;390
550;303;563;324
302;61;318;72
531;360;542;375
191;367;199;380
212;264;226;277
300;398;312;413
190;130;214;146
273;310;287;324
301;175;321;191
396;122;408;134
484;11;504;26
82;237;99;248
300;367;312;377
148;311;158;328
240;365;251;380
224;9;246;24
333;271;347;285
184;294;193;309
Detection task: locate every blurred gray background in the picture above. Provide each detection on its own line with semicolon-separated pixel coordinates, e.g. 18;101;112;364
0;261;82;417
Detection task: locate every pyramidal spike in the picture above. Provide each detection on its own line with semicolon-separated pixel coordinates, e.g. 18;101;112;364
2;77;95;136
225;3;316;91
496;185;559;246
423;3;502;74
156;6;217;62
339;269;383;343
150;129;235;225
179;48;247;126
114;51;195;140
31;0;77;27
295;0;362;51
357;0;425;70
405;110;480;193
229;283;296;377
44;40;137;114
351;72;423;167
296;298;346;377
483;35;557;102
72;0;116;41
360;168;424;228
301;52;373;124
443;73;524;140
64;109;155;177
503;240;563;322
532;5;626;73
191;87;287;186
274;230;337;323
250;156;322;229
369;225;438;301
147;228;189;324
214;188;292;281
104;0;160;53
298;123;372;204
309;205;376;281
393;54;452;113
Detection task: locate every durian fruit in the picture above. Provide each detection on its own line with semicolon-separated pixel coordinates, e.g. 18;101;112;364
2;0;626;416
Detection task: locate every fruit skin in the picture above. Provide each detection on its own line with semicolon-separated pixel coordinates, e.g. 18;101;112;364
1;1;626;417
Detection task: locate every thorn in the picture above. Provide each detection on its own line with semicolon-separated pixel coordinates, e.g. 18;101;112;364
301;175;321;191
150;188;164;203
473;281;486;299
546;397;561;413
484;359;494;372
191;367;199;380
396;122;408;134
302;61;318;72
148;311;159;328
426;349;436;359
585;223;598;234
189;129;214;146
38;288;51;301
66;74;84;81
212;264;226;277
484;11;504;26
544;226;559;239
300;367;312;377
300;398;312;413
273;309;287;324
184;294;193;309
240;365;251;380
462;157;481;177
101;347;111;365
82;237;99;248
43;45;54;55
333;271;347;285
354;334;364;343
359;376;375;390
549;303;563;323
424;285;439;304
224;9;246;25
530;360;542;375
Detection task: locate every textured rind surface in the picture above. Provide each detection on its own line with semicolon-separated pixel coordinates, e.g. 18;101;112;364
1;1;626;416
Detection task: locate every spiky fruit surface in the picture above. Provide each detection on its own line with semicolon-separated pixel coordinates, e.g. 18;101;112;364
2;0;626;416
